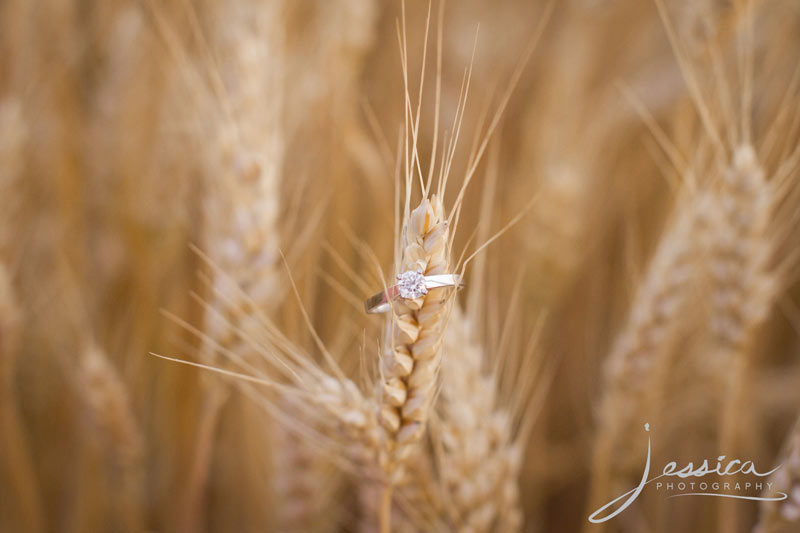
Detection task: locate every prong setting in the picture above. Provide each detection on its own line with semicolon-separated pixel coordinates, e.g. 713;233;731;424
396;269;428;299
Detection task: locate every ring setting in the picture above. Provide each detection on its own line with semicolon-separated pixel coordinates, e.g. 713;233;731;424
396;270;428;299
364;270;463;314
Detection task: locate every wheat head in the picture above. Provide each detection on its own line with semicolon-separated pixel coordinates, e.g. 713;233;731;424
590;192;704;515
432;304;525;532
377;195;452;482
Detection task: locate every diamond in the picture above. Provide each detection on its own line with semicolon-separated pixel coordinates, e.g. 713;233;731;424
397;270;427;299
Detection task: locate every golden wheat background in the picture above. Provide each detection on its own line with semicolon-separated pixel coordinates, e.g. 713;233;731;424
2;0;800;532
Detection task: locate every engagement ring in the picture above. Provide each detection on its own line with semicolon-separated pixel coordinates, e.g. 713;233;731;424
364;270;463;314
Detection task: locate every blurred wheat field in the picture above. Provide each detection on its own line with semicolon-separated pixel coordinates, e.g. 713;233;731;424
2;0;800;532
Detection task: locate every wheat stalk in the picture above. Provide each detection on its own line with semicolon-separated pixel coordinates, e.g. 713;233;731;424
705;141;795;532
153;4;539;531
200;0;285;351
706;145;777;450
7;0;800;530
589;192;704;515
0;266;44;533
377;196;452;477
0;99;43;533
433;304;527;532
171;0;287;528
358;474;425;533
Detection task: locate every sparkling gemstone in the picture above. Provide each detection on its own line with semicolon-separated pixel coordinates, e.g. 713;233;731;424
397;270;427;299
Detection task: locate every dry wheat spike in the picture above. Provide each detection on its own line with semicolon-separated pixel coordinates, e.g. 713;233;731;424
434;304;528;532
169;0;288;528
590;192;704;513
377;195;452;481
708;145;777;452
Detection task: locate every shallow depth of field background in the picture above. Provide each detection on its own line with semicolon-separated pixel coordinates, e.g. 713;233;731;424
1;0;799;532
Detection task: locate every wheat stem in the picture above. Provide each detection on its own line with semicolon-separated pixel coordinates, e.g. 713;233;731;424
0;267;44;533
379;484;393;533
